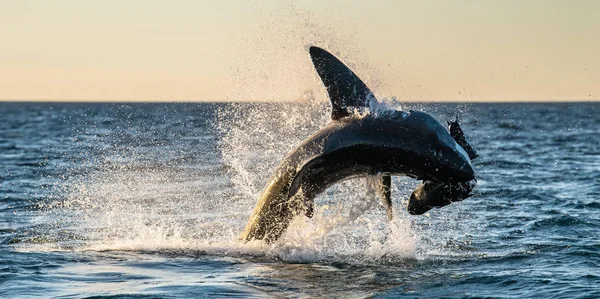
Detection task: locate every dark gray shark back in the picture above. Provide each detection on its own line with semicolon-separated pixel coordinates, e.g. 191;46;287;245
286;111;474;200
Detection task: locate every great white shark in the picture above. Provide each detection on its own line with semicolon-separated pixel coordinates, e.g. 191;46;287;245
241;46;478;244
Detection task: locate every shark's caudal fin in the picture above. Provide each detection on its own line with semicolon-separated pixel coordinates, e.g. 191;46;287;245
309;46;376;120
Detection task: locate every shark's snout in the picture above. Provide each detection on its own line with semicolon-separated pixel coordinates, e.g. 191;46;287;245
436;145;475;182
449;148;475;182
454;159;475;182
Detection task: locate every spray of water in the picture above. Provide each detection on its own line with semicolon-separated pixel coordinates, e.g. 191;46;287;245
23;97;422;264
218;97;418;262
15;1;474;262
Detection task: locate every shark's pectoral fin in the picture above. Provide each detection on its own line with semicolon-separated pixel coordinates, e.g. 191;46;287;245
365;174;393;220
448;117;479;160
378;175;393;220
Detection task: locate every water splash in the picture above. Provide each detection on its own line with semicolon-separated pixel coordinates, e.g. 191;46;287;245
21;101;422;264
218;99;418;261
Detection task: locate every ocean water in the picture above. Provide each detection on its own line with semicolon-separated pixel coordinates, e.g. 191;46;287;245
0;101;598;298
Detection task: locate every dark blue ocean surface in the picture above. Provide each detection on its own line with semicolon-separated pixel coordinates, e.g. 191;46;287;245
0;102;598;298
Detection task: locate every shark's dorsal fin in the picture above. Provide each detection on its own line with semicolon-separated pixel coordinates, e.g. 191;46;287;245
309;46;376;120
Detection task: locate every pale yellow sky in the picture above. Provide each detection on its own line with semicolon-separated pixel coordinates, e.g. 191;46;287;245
1;0;598;102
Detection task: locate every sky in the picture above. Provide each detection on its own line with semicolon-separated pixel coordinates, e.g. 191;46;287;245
1;0;599;102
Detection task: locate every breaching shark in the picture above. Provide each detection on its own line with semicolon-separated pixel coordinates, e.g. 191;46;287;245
241;46;479;244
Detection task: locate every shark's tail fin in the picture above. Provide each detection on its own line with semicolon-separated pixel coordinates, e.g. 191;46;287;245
309;46;376;120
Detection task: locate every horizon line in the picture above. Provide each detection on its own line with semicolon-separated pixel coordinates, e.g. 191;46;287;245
1;99;599;104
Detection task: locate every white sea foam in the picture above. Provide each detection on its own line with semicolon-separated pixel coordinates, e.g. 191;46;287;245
216;98;418;262
28;98;423;264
